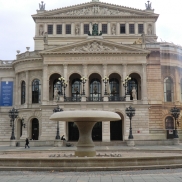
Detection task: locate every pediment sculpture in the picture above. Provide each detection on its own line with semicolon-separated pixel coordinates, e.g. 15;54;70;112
60;6;135;16
71;42;118;52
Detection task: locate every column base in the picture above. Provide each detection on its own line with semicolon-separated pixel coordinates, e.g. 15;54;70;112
126;139;135;147
10;140;16;147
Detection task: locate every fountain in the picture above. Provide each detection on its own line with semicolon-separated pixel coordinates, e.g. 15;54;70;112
50;110;120;157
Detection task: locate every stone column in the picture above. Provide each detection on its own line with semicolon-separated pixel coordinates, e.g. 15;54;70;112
53;23;56;35
135;22;138;34
80;22;84;35
44;23;47;33
102;64;107;95
25;71;29;106
153;22;156;35
126;22;129;35
122;64;127;96
42;65;49;104
62;23;65;35
15;74;19;107
175;67;180;102
71;23;75;35
144;22;147;34
142;64;148;104
89;22;92;33
63;64;68;97
102;121;110;142
107;22;111;35
116;22;120;35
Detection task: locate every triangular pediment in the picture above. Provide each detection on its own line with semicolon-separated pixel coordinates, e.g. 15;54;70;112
32;1;158;19
40;38;150;55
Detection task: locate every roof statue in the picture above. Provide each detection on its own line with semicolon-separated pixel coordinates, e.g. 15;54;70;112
39;1;45;10
145;1;152;10
92;0;99;2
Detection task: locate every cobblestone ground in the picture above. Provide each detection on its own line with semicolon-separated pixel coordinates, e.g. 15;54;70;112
1;169;182;182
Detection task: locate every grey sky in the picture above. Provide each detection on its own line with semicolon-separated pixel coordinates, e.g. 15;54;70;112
0;0;181;60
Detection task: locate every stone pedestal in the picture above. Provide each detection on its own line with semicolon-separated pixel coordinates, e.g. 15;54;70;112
75;121;96;157
173;138;179;145
126;139;135;147
59;95;64;102
103;95;109;102
10;140;16;147
126;95;130;101
81;95;86;102
54;140;63;147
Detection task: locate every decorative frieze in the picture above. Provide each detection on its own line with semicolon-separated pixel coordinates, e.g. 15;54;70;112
60;6;136;16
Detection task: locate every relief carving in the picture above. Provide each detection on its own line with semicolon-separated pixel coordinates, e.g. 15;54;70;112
39;25;44;36
61;6;135;16
71;42;118;52
147;24;152;35
75;25;80;35
111;24;116;35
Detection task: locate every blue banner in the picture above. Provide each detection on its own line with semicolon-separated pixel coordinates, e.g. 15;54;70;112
0;81;13;106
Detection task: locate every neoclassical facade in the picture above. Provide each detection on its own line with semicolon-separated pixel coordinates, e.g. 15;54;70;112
0;0;182;144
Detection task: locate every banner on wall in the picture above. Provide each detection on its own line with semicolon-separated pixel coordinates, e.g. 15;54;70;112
0;81;13;106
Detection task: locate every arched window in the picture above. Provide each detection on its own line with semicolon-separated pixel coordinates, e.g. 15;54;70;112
181;79;182;101
128;78;138;100
109;78;119;96
53;79;62;98
164;77;173;102
21;81;26;104
32;79;41;103
90;78;101;101
72;78;81;100
165;116;174;130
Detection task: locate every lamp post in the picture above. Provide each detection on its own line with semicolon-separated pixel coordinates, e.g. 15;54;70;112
102;76;109;95
53;106;63;139
122;75;131;97
171;106;180;138
80;76;87;95
125;106;135;139
58;76;65;95
9;108;19;140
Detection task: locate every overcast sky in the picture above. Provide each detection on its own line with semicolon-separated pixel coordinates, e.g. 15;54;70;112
0;0;181;60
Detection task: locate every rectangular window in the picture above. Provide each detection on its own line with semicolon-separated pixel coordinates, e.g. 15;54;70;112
84;24;89;34
66;24;71;34
120;24;125;34
129;24;135;34
102;24;107;34
138;24;144;34
57;25;62;34
47;25;53;34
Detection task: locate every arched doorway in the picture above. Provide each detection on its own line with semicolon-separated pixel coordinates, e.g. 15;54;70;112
49;73;62;100
68;121;102;141
165;116;174;139
110;112;123;141
32;118;39;140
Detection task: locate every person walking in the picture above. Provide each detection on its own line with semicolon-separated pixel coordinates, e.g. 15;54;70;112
25;138;30;148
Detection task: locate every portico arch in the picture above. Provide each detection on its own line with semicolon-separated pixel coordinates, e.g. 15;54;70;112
49;73;62;100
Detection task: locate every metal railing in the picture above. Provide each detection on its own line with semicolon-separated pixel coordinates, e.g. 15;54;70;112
86;97;103;102
64;97;81;102
109;96;125;101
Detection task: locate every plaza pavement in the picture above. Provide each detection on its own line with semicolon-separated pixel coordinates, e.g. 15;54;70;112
0;169;182;182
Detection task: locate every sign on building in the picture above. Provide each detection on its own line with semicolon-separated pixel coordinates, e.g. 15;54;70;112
0;81;13;106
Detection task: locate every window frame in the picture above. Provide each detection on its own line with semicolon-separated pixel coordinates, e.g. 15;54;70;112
102;24;107;34
21;81;26;105
138;24;144;34
47;25;53;34
164;77;173;102
120;24;126;34
66;24;71;34
32;79;41;104
129;24;135;34
56;24;62;34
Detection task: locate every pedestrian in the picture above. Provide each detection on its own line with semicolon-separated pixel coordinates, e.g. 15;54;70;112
25;138;30;148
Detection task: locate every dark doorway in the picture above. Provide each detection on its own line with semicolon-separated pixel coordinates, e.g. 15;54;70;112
68;122;79;141
165;116;174;139
68;122;102;141
92;122;102;141
110;120;122;140
32;118;39;140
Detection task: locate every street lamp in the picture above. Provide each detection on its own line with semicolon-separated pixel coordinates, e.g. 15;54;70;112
122;75;131;97
9;108;19;140
80;76;87;95
53;106;63;139
171;106;180;138
58;76;65;95
102;76;109;95
125;106;135;139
